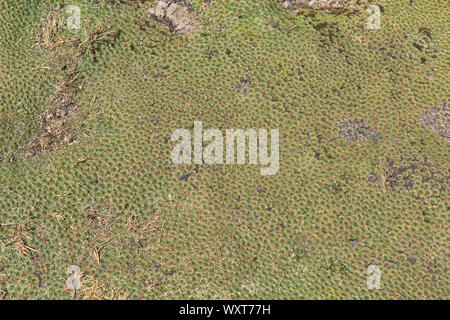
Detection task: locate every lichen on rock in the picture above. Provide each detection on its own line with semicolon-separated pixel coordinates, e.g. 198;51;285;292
420;102;449;142
279;0;354;10
146;0;200;35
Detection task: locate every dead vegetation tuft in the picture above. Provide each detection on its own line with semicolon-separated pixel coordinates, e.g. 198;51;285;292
28;10;82;157
279;0;355;10
37;12;66;50
1;220;38;259
93;0;148;4
376;157;448;196
29;9;120;157
0;273;7;299
85;201;163;266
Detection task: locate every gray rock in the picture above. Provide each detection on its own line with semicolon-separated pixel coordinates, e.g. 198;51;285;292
339;121;378;143
419;102;449;142
147;0;200;35
279;0;354;10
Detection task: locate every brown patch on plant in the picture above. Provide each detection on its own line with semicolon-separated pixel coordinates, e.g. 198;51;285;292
146;0;200;35
419;102;449;142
